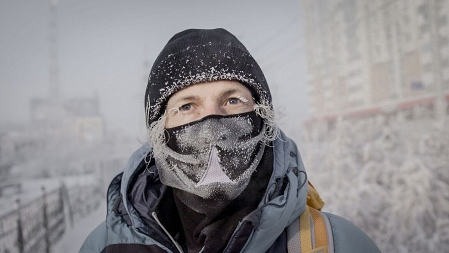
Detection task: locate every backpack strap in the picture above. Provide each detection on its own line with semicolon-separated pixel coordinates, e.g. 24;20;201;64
287;206;334;253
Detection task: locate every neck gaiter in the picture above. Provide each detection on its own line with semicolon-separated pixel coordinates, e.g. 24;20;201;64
173;145;273;253
152;111;266;201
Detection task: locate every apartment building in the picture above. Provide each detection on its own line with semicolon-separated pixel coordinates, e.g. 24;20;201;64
301;0;449;121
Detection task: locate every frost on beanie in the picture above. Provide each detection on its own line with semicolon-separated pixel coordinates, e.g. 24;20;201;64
144;28;272;126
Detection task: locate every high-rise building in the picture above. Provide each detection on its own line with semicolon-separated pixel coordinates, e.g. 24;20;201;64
301;0;449;121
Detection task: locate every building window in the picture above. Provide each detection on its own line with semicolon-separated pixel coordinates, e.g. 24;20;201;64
439;16;447;26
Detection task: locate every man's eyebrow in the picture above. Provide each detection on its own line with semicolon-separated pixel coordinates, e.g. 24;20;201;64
220;89;243;98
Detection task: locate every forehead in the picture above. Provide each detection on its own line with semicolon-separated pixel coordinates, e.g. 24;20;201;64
168;80;252;102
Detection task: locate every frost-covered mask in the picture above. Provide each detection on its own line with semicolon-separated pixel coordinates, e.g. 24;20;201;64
153;111;266;200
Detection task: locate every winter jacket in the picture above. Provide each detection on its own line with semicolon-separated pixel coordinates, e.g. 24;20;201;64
80;130;381;253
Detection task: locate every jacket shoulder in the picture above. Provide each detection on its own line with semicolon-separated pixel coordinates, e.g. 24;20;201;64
324;213;381;253
79;221;107;253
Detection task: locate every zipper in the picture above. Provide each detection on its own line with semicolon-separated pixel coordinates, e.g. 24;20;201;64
152;211;185;253
222;220;254;253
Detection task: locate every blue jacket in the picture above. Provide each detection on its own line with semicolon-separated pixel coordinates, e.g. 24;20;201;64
80;130;381;253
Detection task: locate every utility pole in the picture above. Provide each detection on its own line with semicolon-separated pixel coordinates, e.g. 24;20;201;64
48;0;60;104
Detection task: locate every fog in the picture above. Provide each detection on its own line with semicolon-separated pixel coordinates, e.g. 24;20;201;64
0;0;308;138
1;0;448;252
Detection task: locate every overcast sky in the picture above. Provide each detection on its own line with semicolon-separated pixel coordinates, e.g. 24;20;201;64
0;0;309;139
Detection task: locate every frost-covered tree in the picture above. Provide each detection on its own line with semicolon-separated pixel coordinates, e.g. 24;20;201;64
302;116;449;252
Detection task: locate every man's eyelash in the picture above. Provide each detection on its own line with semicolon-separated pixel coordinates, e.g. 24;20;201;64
236;96;249;103
168;107;180;114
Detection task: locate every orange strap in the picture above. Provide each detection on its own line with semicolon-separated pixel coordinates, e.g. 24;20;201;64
288;183;330;253
309;207;329;250
299;206;313;252
307;182;325;211
288;206;330;253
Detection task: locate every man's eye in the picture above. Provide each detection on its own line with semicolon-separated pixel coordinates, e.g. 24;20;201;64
179;103;192;111
227;98;240;105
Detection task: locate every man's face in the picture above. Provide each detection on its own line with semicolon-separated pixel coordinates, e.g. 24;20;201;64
153;80;266;200
165;80;255;128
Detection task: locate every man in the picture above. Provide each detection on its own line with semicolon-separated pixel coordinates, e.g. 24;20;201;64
80;28;381;253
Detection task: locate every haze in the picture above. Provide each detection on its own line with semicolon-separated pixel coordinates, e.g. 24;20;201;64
0;0;308;139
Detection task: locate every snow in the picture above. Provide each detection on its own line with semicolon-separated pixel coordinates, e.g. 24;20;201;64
301;116;449;253
52;201;106;253
0;174;97;216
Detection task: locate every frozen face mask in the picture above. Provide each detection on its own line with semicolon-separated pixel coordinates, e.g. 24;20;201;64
153;111;266;200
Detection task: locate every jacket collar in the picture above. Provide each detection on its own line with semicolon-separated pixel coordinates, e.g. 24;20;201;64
235;130;309;252
108;130;308;252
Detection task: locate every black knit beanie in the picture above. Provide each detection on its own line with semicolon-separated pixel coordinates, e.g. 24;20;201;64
144;28;272;126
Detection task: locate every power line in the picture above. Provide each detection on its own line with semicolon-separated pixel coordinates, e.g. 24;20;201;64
250;17;302;57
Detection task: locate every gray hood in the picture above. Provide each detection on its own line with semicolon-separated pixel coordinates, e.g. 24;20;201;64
113;129;308;253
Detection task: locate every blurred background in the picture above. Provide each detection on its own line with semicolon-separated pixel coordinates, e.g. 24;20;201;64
0;0;448;252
